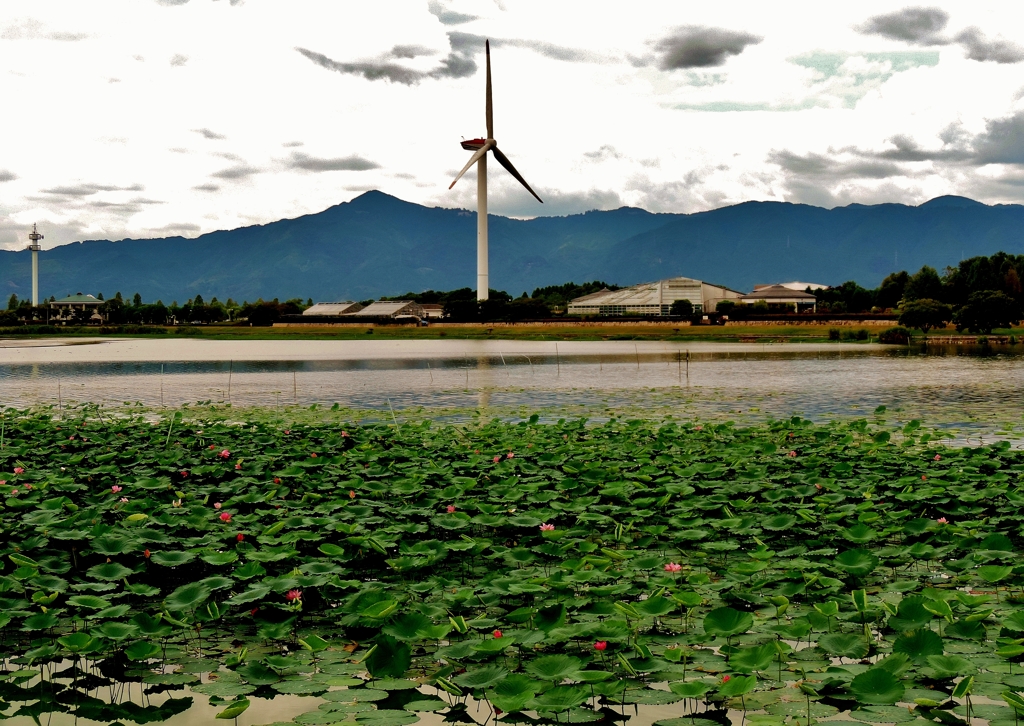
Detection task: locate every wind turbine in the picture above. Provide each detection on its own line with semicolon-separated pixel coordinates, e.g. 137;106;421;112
449;40;542;302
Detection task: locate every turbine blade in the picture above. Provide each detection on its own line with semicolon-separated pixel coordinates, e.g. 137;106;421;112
448;141;494;189
485;40;493;139
491;146;543;203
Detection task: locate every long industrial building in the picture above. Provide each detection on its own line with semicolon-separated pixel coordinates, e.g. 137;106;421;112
567;277;744;316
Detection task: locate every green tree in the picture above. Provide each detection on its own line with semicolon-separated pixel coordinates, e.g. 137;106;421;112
876;271;908;309
96;292;104;301
898;299;953;334
7;294;17;311
953;290;1021;333
671;299;695;317
904;266;944;302
133;292;143;307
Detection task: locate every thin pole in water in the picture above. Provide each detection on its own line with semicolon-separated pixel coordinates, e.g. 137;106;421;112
499;351;509;378
293;371;297;403
387;397;398;426
227;360;232;402
160;363;164;407
58;376;61;413
635;344;640;370
686;349;690;378
426;360;433;384
555;343;560;377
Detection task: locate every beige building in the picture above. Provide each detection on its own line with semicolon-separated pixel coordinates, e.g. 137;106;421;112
302;302;364;316
352;301;426;318
568;277;744;316
741;285;818;311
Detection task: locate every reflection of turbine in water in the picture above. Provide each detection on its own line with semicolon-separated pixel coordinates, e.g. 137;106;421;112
475;354;494;409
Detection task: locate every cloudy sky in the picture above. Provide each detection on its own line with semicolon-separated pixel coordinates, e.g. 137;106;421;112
3;1;1024;250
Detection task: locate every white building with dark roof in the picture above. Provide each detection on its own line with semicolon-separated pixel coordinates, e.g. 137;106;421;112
568;277;744;316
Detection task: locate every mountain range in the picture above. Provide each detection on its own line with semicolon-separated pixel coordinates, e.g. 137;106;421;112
3;191;1024;303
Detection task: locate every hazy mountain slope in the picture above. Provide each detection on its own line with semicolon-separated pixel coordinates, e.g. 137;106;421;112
2;191;1023;303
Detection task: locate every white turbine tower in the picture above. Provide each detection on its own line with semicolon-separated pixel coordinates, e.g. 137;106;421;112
449;40;542;302
27;223;43;307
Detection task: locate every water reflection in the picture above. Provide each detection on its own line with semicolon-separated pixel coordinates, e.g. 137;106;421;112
1;344;1024;436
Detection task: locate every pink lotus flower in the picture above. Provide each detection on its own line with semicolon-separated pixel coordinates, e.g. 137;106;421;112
507;452;514;459
934;454;941;461
144;549;150;558
234;463;241;470
349;490;356;499
214;502;222;509
0;480;5;486
594;641;607;651
13;467;24;474
285;589;302;601
311;453;317;458
23;483;32;490
493;455;501;463
219;449;230;458
937;517;948;524
284;430;291;434
111;485;122;493
119;497;129;503
722;675;731;683
493;629;502;638
341;431;349;437
180;470;188;477
219;512;232;522
788;450;798;457
922;475;927;480
209;444;216;450
540;523;555;531
664;562;682;573
10;489;18;497
69;435;74;440
237;533;244;542
694;426;703;431
447;505;456;513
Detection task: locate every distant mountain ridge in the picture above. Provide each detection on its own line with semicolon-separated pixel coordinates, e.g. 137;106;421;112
3;191;1024;303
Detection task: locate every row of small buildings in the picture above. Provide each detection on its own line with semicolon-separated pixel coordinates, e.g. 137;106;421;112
305;277;826;321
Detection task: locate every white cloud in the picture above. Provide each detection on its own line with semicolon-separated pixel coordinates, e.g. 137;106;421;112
2;0;1024;251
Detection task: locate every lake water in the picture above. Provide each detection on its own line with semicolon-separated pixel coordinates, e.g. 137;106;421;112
0;338;1022;438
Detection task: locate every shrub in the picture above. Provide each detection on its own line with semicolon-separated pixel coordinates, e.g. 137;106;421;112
878;326;911;344
828;328;840;341
671;299;695;317
898;298;953;334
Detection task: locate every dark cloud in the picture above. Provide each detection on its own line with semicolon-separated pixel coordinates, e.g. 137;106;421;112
974;111;1024;165
768;150;907;180
88;197;165;214
170;54;188;67
296;47;445;85
0;18;88;41
297;29;610;85
193;128;226;140
450;31;610;63
584;145;623;162
39;183;144;198
857;7;949;44
0;170;16;183
192;183;220;192
288;153;381;172
390;44;435;59
282;141;304;148
856;8;1024;64
427;0;478;26
646;26;763;69
954;27;1024;64
211;165;261;180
